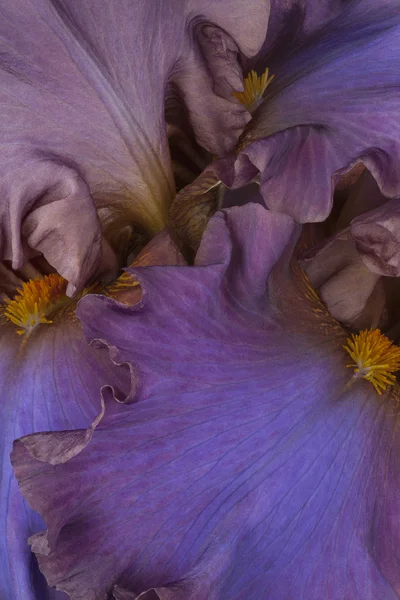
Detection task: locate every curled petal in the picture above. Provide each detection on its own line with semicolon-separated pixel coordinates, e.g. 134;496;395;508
11;205;400;599
351;198;400;278
221;2;400;222
16;164;102;296
170;24;250;156
0;312;130;599
166;1;269;155
0;0;268;289
302;170;400;326
1;231;182;599
303;236;384;328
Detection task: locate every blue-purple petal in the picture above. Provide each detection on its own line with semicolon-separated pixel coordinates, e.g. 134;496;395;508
1;230;186;598
11;205;400;599
0;299;131;599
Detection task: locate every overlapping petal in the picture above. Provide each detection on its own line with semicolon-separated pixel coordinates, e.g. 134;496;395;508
217;0;400;223
1;231;186;599
0;0;268;291
302;171;400;327
11;205;400;599
303;236;382;328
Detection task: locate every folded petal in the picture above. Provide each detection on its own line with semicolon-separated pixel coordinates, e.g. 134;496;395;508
1;230;183;599
333;170;400;279
0;0;268;288
350;199;400;278
11;205;400;599
0;306;130;599
303;236;383;328
302;170;400;327
166;1;269;156
220;1;400;222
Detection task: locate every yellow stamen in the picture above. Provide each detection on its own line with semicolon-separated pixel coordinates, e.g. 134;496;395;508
3;274;68;335
344;329;400;395
232;67;275;111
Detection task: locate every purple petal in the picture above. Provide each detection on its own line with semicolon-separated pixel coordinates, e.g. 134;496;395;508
244;0;361;72
335;170;400;276
11;205;400;599
165;2;269;156
0;298;131;598
0;0;268;289
303;235;384;328
220;2;400;222
1;230;185;599
351;199;400;278
301;170;400;326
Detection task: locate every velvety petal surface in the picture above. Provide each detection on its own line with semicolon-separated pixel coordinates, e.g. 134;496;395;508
219;0;400;222
0;0;268;289
11;205;400;599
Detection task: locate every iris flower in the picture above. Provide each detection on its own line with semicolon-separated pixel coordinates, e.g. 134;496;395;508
176;0;400;239
12;199;400;599
0;0;268;597
3;0;400;599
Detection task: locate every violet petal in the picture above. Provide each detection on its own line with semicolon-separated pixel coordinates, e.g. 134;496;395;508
0;312;131;599
221;2;400;222
0;0;268;288
11;205;400;599
1;229;186;599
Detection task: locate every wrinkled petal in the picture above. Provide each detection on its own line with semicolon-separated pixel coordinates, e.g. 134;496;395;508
303;236;384;328
351;199;400;278
302;170;400;326
1;231;183;599
0;0;268;289
167;24;249;157
0;312;130;599
165;2;269;156
11;205;400;600
219;1;400;222
333;170;400;277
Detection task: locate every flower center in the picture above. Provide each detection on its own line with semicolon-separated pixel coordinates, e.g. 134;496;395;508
3;274;68;335
232;67;274;111
344;329;400;394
